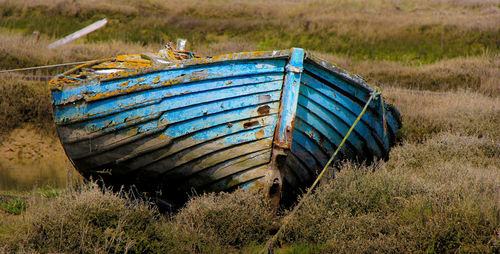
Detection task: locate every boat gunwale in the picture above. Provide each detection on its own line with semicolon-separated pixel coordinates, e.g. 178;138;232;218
304;53;374;93
49;50;292;89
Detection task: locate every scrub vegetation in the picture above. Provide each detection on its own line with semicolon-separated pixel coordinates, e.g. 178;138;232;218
0;0;498;253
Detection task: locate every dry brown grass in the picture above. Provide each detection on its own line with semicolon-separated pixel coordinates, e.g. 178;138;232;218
6;0;498;32
1;184;273;253
174;189;274;248
1;0;498;62
0;76;52;135
384;87;500;142
371;56;500;96
194;38;258;57
282;146;498;252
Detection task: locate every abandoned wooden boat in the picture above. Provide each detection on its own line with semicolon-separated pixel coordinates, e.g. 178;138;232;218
50;47;401;204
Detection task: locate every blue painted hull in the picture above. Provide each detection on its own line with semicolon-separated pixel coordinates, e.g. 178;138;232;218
50;49;401;203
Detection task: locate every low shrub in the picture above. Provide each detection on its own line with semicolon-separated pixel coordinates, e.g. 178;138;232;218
23;184;166;253
279;133;499;253
174;189;274;248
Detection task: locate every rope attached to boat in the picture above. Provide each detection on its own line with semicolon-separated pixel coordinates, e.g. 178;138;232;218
0;43;200;74
263;87;383;253
0;60;95;74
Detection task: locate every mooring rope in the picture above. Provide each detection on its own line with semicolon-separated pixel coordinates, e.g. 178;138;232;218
0;48;200;75
0;60;95;74
263;87;383;253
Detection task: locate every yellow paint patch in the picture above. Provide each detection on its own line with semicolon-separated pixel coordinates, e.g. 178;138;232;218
120;80;131;87
153;76;161;84
255;129;265;139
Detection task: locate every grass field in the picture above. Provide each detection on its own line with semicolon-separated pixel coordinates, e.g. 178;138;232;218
0;0;499;252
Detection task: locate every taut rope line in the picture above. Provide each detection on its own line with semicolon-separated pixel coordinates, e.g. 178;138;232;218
0;60;95;74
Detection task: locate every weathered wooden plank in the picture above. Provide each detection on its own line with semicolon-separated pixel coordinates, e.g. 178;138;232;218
52;59;286;106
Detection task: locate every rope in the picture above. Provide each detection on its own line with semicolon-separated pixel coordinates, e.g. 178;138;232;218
1;43;200;74
262;87;382;253
379;91;387;136
0;60;94;74
0;75;53;81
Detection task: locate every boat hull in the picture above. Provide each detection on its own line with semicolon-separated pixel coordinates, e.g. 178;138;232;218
50;49;401;204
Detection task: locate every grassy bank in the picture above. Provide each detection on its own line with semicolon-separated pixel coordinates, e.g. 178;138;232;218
0;0;498;252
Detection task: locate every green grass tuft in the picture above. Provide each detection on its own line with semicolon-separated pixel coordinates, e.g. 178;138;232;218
0;198;27;215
